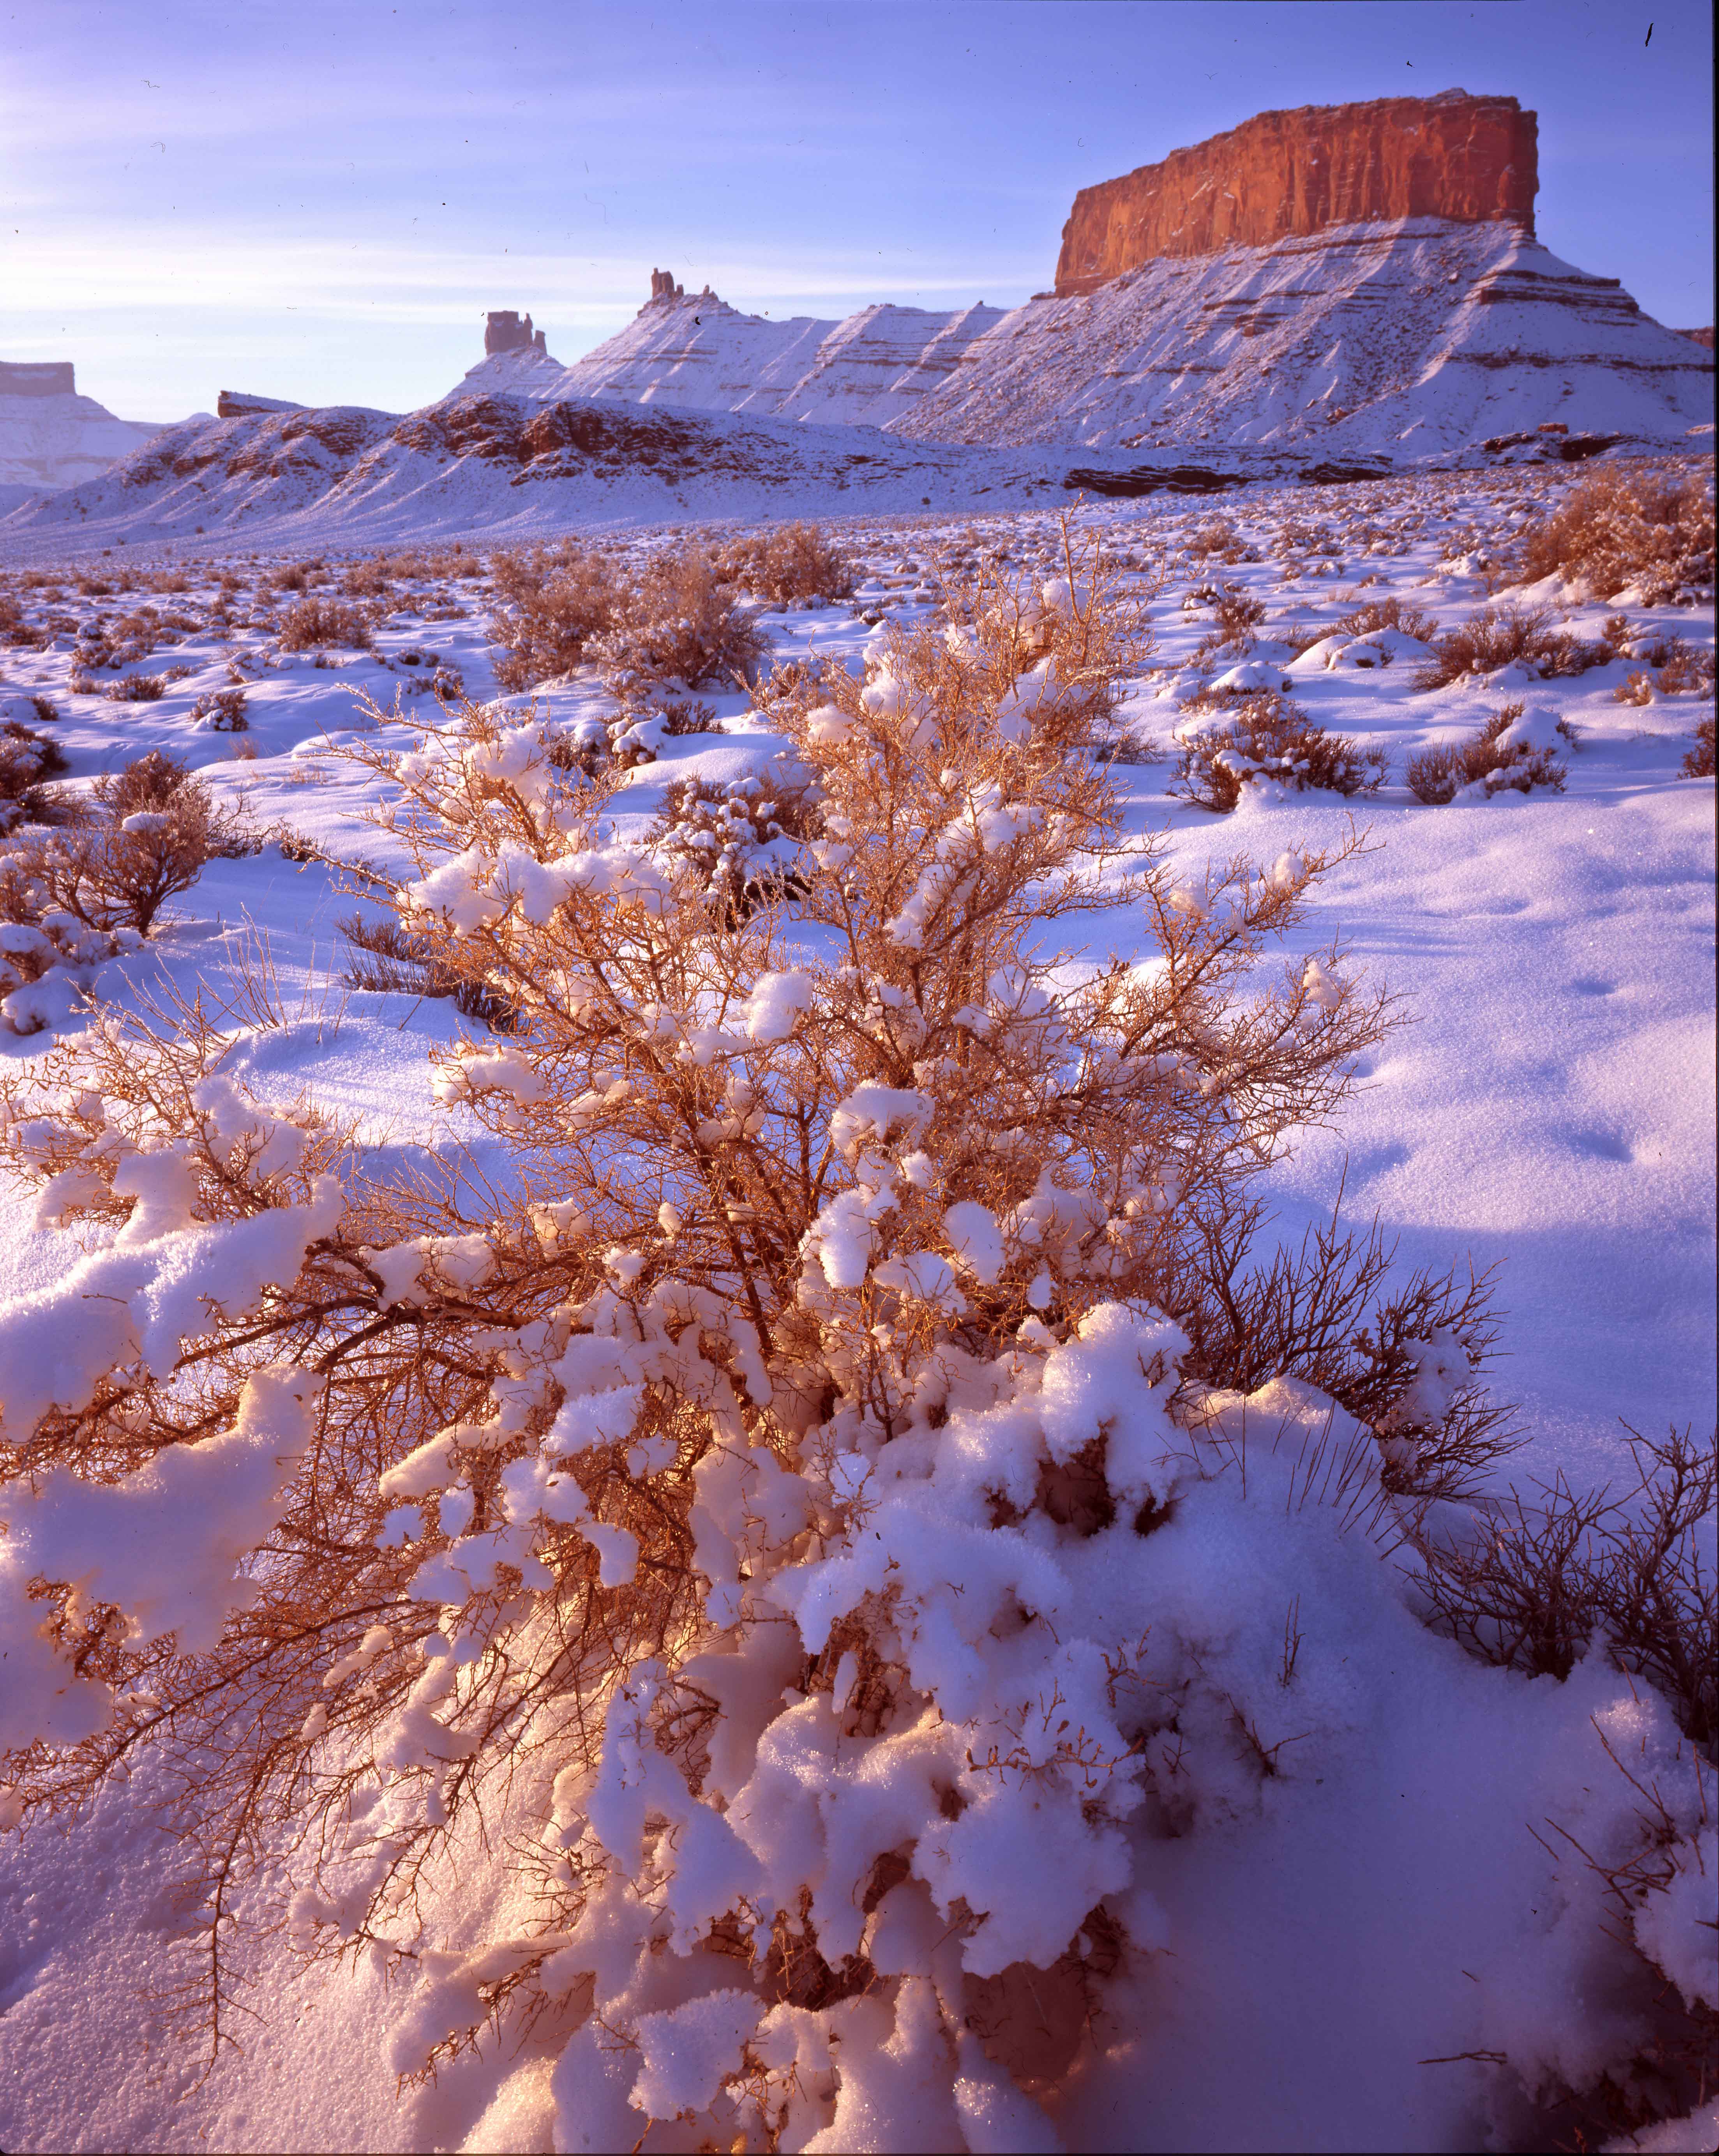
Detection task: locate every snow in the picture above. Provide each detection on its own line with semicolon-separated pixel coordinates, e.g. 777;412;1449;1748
890;223;1714;457
459;235;1712;465
0;466;1712;2151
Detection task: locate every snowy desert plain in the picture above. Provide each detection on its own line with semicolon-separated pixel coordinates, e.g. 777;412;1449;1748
0;447;1709;2156
0;83;1714;2156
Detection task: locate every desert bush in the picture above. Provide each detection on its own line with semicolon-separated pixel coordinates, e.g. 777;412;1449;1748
102;672;169;703
488;542;626;690
278;595;374;651
1680;717;1716;779
1408;1424;1715;1749
1186;516;1256;563
1509;464;1716;604
1615;640;1718;705
0;591;45;647
338;914;515;1031
0;723;69;809
1334;595;1441;644
189;687;250;732
0;525;1447;2124
1170;690;1389;812
1413;602;1611;690
342;556;393;598
647;767;819;917
1212;588;1267;636
6;751;246;936
1174;1190;1513;1502
589;548;770;696
1406;702;1572;805
711;521;856;604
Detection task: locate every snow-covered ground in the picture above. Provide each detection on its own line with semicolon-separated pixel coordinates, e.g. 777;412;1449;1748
0;462;1712;2152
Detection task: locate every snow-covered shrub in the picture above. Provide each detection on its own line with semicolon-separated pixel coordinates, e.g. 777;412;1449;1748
1212;588;1266;635
102;670;170;702
1185;516;1255;563
711;521;856;605
1334;595;1440;644
1679;716;1715;779
1407;702;1573;805
0;527;1430;2123
1407;1425;1713;1732
189;686;249;731
646;767;818;917
0;721;69;820
0;589;46;649
488;541;626;690
1413;603;1611;690
1509;463;1716;604
5;750;246;936
278;595;374;651
338;912;517;1031
1170;690;1388;812
588;548;770;695
1613;637;1717;705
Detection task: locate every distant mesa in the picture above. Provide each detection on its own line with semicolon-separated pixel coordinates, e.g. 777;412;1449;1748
485;309;549;358
1;361;78;398
1677;326;1715;350
217;390;307;418
1055;90;1538;295
2;356;177;493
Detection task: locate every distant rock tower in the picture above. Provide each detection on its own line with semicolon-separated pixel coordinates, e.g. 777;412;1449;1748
484;309;548;357
649;269;685;303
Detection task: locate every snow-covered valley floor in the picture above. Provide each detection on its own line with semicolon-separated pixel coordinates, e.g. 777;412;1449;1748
0;463;1713;2153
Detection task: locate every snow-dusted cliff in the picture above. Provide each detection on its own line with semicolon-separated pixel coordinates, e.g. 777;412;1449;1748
887;220;1714;455
0;363;178;493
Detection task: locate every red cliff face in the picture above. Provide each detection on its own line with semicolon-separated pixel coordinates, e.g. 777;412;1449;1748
1054;91;1537;297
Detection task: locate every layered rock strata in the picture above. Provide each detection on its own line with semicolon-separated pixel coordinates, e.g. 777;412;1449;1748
890;223;1713;455
548;277;1004;431
1055;90;1537;296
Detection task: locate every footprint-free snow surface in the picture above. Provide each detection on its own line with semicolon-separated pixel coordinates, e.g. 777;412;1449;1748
0;461;1713;2153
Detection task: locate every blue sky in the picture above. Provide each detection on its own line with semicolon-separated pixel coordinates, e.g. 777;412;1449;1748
2;0;1712;419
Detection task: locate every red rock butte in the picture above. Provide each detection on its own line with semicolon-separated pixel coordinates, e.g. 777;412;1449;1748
1054;90;1537;297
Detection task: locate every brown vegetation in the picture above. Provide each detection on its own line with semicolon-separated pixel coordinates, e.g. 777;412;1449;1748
1508;465;1716;604
1413;602;1611;690
1406;702;1571;804
1170;689;1388;811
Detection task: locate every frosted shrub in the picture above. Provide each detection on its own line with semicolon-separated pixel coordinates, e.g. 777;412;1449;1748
102;671;170;702
0;721;69;821
1509;462;1716;604
647;767;818;916
712;521;856;605
1170;690;1388;812
1413;602;1610;689
1680;716;1716;779
278;594;374;651
488;541;625;690
491;543;768;697
4;749;246;938
589;548;769;695
0;528;1459;2129
189;685;250;731
1407;702;1573;805
1334;595;1440;644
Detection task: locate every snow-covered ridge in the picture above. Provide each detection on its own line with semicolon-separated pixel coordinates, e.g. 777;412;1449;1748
888;219;1713;454
4;385;1325;553
519;228;1711;461
503;286;1010;431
